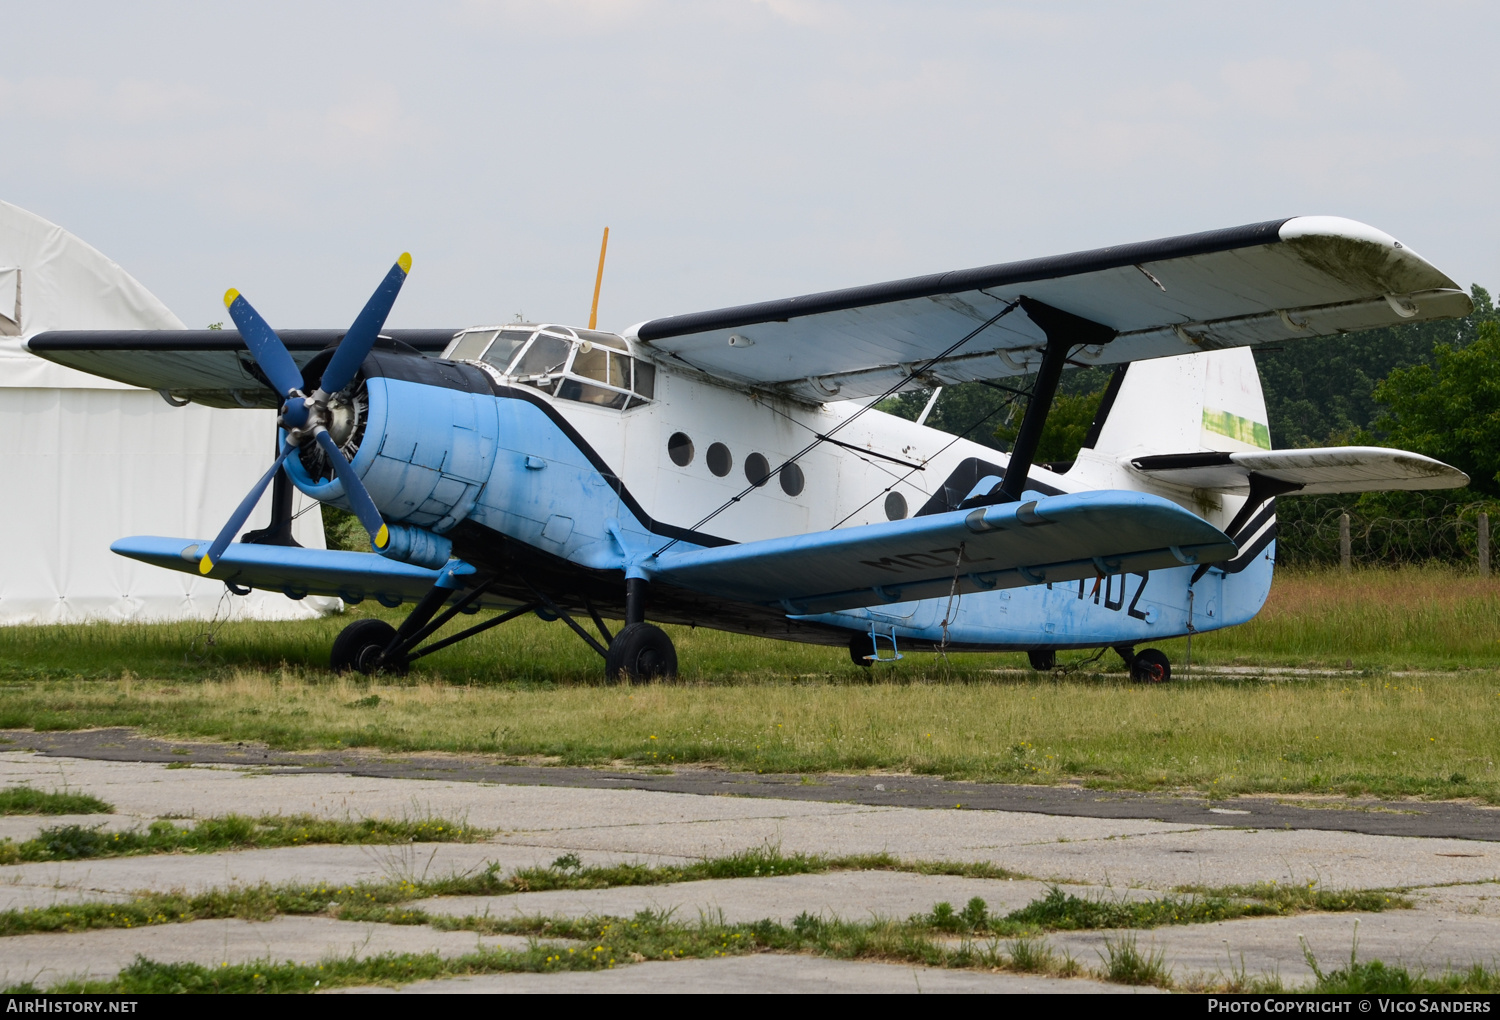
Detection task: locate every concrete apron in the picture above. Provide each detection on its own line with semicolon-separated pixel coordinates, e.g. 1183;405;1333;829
0;752;1493;992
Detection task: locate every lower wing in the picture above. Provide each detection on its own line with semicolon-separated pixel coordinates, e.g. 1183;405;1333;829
112;536;448;607
651;490;1235;615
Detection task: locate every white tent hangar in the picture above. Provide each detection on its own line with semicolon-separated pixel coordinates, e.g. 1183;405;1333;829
0;198;335;624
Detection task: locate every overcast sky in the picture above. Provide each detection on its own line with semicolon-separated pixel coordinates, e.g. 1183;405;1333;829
3;1;1496;332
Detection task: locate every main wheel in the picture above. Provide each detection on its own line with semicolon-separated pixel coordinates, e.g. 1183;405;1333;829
330;618;404;675
1131;647;1171;683
606;622;678;681
849;632;874;667
1027;649;1057;671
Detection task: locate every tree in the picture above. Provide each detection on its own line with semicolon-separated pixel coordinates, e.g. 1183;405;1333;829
1372;320;1500;498
1256;284;1496;448
991;388;1106;465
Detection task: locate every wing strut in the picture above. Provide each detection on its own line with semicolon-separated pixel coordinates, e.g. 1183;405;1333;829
996;298;1116;503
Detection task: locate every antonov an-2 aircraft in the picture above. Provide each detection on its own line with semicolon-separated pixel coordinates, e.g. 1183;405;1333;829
29;216;1471;682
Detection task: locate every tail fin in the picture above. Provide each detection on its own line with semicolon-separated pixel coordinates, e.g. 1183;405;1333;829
1086;347;1271;460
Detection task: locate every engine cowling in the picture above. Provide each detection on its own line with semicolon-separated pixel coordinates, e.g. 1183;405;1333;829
284;351;500;551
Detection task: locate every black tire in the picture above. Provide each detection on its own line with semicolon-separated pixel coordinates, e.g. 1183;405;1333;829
330;618;404;675
606;622;678;681
1131;647;1171;683
849;632;874;667
1027;649;1057;671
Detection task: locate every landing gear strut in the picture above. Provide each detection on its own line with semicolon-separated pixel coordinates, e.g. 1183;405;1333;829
606;577;677;681
1115;645;1171;683
329;566;679;681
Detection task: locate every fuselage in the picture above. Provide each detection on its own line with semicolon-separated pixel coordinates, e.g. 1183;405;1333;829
284;323;1276;652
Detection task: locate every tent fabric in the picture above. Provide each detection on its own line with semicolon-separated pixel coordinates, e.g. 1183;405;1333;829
0;199;336;624
0;199;184;390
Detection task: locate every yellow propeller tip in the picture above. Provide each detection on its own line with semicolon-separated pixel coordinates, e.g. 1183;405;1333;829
397;253;412;274
223;288;240;309
198;554;214;575
374;524;390;550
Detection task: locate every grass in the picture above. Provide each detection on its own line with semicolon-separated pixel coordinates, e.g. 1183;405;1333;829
1301;925;1500;994
0;844;1400;939
0;887;1464;995
917;882;1405;937
0;566;1495;801
0;814;481;865
0;842;1437;994
0;786;112;815
0;848;1016;937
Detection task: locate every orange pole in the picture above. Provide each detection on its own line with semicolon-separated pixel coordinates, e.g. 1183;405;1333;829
589;227;609;330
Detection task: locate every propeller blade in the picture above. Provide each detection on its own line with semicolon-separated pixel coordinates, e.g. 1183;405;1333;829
224;289;305;399
314;428;389;551
198;441;298;575
319;253;412;396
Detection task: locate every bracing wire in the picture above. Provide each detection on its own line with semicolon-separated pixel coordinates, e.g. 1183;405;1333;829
827;380;1029;530
651;300;1022;556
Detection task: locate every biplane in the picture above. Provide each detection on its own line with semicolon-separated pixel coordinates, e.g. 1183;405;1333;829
28;216;1470;680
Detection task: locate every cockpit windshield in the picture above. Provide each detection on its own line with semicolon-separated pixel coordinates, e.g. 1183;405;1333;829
443;324;655;408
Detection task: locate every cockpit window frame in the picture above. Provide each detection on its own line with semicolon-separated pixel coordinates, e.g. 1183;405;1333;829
445;323;659;410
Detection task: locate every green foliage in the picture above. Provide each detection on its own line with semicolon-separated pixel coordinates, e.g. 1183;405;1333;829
1299;931;1500;994
879;366;1115;454
0;786;112;815
991;388;1106;466
915;882;1403;939
1100;934;1171;986
322;506;370;552
0;814;480;865
1373;320;1500;497
1257;284;1497;448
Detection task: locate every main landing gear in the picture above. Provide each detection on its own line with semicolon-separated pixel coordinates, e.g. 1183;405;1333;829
1020;646;1170;681
1115;645;1171;683
330;568;678;682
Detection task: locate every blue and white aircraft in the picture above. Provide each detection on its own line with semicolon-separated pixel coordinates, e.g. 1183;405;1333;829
29;216;1470;681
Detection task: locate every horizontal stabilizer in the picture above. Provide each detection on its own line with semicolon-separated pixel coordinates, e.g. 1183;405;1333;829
111;536;455;607
651;490;1235;615
1129;447;1468;495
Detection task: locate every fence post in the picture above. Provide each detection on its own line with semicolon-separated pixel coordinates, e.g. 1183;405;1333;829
1339;513;1351;573
1481;512;1491;578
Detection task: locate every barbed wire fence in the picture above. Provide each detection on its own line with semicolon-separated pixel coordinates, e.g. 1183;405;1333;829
1275;497;1496;572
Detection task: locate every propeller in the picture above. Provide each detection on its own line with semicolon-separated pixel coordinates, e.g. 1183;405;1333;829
197;254;411;575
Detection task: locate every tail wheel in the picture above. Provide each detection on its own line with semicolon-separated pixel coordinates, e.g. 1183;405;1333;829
331;618;406;675
606;622;678;682
1131;647;1171;683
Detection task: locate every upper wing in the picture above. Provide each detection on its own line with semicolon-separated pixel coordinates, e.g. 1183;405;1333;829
25;329;457;408
651;489;1234;615
1129;447;1469;495
632;217;1472;402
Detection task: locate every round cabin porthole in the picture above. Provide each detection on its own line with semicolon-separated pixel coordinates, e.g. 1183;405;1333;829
885;491;908;520
745;452;770;487
780;461;804;497
668;432;694;466
706;442;732;477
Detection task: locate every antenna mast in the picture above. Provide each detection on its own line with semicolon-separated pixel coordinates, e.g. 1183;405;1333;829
588;227;609;330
